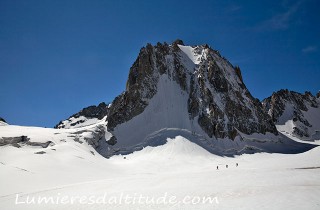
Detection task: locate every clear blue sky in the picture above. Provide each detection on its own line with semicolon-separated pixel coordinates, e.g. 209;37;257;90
0;0;319;127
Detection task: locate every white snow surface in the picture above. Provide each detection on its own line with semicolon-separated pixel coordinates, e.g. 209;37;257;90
178;44;202;65
276;120;295;135
1;124;320;210
1;43;319;209
0;121;8;126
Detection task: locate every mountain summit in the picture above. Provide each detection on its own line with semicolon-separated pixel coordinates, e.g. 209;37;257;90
55;40;314;156
107;40;277;142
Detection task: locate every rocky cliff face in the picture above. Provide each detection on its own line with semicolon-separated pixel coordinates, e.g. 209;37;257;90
262;90;320;139
106;40;277;148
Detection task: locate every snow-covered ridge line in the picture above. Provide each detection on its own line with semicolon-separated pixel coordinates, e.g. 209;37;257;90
55;102;109;129
263;89;320;141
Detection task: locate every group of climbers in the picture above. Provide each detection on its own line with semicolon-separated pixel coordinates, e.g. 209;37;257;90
216;163;238;170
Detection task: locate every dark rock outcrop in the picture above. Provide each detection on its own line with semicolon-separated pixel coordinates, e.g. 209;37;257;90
107;42;170;131
0;136;53;148
0;117;6;123
34;151;46;154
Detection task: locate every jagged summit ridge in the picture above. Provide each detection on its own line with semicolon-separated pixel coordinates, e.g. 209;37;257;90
106;40;277;147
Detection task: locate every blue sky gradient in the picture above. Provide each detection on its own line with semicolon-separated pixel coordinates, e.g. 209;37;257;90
0;0;319;127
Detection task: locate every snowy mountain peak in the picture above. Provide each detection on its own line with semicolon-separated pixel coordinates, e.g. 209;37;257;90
263;89;320;140
106;41;277;149
55;102;109;129
172;39;184;46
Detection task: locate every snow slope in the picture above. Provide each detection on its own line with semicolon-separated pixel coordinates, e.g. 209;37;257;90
113;74;193;148
0;120;8;126
178;44;203;64
276;104;320;141
0;133;319;210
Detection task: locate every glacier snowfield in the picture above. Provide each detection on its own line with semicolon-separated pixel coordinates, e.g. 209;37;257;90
0;125;320;210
